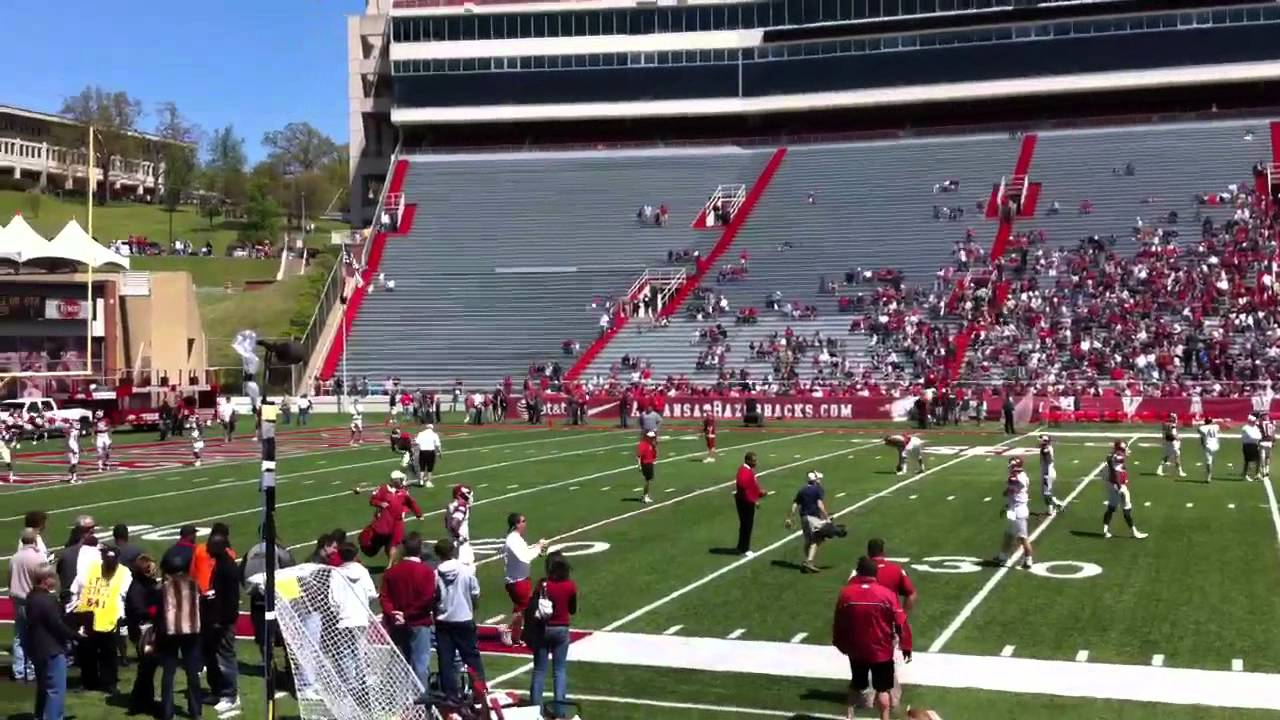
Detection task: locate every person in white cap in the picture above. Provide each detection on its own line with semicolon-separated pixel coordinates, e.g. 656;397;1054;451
413;423;442;488
785;471;829;573
636;430;658;504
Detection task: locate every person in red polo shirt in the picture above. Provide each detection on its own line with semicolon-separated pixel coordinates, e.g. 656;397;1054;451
637;430;658;504
734;452;767;555
834;556;913;720
378;533;436;695
867;538;916;612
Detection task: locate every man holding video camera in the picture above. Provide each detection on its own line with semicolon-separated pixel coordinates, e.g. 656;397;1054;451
785;471;842;573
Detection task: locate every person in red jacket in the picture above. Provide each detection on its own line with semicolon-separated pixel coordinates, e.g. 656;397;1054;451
867;538;917;612
702;413;718;463
366;471;423;566
733;452;767;555
379;533;436;695
637;431;658;504
833;556;913;720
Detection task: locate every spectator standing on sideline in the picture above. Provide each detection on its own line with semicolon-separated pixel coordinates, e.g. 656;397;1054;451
159;552;203;720
637;430;658;504
379;533;437;695
159;525;198;577
333;543;379;692
734;452;767;555
639;406;662;439
126;555;163;715
110;524;144;665
298;394;313;425
833;556;913;720
240;523;296;666
528;554;578;718
433;538;486;707
200;535;241;713
1002;392;1016;434
20;510;50;560
413;424;442;488
501;513;547;646
26;566;76;720
193;523;237;594
867;538;916;612
9;528;44;683
785;471;829;574
70;546;131;694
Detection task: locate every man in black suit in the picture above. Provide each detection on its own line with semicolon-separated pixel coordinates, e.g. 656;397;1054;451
26;566;77;720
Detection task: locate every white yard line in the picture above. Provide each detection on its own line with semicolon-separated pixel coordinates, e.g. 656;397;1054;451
1076;650;1090;662
1233;658;1245;672
1263;476;1280;562
287;433;816;552
727;628;746;639
1151;654;1164;667
927;433;1139;653
662;625;684;635
789;632;808;643
1000;645;1016;657
473;438;874;571
557;694;844;720
599;429;1040;634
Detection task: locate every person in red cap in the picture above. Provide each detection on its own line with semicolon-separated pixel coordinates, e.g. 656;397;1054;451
833;556;913;720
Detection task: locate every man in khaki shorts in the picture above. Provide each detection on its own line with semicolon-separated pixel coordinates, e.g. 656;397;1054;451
785;471;829;574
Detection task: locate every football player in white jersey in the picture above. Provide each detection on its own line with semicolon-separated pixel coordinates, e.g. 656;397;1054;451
93;410;113;472
187;414;206;468
65;422;82;484
445;484;475;566
1103;441;1147;539
994;457;1033;569
884;433;925;475
1038;434;1065;515
0;424;15;482
1196;415;1220;483
349;398;364;446
1260;413;1276;480
1156;413;1186;477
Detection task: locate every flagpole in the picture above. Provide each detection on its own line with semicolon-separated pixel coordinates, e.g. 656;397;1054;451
86;126;95;381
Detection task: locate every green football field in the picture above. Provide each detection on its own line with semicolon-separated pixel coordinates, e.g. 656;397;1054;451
2;414;1279;720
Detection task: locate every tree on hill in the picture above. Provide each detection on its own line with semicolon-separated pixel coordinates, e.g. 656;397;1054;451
262;122;340;176
241;175;282;244
58;85;144;206
205;124;248;208
154;102;201;242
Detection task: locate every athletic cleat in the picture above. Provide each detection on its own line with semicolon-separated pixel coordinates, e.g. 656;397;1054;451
1021;557;1034;570
1178;470;1187;478
642;494;653;504
1103;527;1113;539
1133;529;1149;539
702;457;716;463
499;626;513;647
992;554;1008;567
1156;466;1165;476
1246;476;1256;482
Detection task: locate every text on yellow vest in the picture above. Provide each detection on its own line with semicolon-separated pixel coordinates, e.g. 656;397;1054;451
77;562;128;632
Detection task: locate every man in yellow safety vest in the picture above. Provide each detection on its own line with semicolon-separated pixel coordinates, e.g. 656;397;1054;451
70;547;132;694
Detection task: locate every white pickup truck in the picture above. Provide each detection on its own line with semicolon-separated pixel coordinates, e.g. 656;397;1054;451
1;398;94;436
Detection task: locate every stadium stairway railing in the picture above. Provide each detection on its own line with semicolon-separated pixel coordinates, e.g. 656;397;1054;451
563;147;788;382
316;157;416;383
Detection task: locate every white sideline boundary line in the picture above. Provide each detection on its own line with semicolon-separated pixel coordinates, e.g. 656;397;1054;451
556;631;1280;712
600;428;1041;633
1263;475;1280;563
472;438;880;571
286;432;816;552
0;422;619;502
927;433;1138;653
561;693;844;719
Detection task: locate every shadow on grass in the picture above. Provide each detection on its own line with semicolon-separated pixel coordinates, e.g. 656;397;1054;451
708;547;744;556
1069;530;1109;539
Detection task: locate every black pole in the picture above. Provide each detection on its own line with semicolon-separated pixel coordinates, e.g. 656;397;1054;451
260;412;278;720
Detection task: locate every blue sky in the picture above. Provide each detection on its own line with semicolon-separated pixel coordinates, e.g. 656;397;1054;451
6;0;364;161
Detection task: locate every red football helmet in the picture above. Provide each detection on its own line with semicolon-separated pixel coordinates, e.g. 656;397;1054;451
453;484;474;504
1113;440;1128;454
1008;457;1024;471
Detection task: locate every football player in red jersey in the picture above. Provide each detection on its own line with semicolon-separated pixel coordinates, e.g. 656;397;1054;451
1103;441;1148;539
1156;413;1186;478
637;430;658;503
701;413;718;463
995;457;1034;569
884;434;925;476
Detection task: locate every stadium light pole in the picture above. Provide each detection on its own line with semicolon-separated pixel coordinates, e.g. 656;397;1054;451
260;407;279;720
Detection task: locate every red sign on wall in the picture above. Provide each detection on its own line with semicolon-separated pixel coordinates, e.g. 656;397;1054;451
45;298;89;320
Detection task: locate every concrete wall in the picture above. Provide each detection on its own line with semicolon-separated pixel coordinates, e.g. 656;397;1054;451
120;271;206;380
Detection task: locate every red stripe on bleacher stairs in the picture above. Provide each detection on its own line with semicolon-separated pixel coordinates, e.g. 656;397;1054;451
318;159;414;381
1013;134;1037;176
564;147;788;382
947;327;971;379
1270;120;1280;164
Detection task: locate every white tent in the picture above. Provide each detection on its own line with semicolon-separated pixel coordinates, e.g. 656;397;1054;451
30;219;131;270
0;213;52;264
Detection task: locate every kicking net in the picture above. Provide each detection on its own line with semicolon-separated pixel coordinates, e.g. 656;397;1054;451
271;563;428;720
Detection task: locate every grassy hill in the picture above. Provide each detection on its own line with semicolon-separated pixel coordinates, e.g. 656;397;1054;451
0;190;348;367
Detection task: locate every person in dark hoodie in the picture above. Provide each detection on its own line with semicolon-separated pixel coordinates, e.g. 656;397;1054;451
127;555;164;715
159;525;198;576
433;538;486;708
26;566;77;720
200;535;241;713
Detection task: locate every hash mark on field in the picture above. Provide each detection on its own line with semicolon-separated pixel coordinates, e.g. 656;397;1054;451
946;495;956;501
1185;502;1194;508
1143;501;1152;507
600;486;612;491
908;495;918;500
303;480;314;485
1073;459;1080;464
662;625;683;635
569;486;580;491
836;492;847;498
507;484;519;489
274;691;288;699
789;632;808;644
665;488;677;493
478;483;489;488
218;478;235;483
632;487;642;492
1075;650;1090;662
1151;654;1165;667
1232;658;1245;672
1229;503;1237;509
983;496;992;502
727;628;746;639
317;460;328;465
793;454;802;458
1000;645;1016;657
330;481;340;485
484;615;505;624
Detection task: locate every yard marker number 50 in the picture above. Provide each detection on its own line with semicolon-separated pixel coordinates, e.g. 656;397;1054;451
881;556;1103;580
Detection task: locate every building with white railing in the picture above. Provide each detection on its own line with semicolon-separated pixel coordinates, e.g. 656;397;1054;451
0;104;184;201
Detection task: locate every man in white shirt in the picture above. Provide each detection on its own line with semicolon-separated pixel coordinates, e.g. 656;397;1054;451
413;424;442;488
1197;416;1221;483
500;513;547;646
994;458;1033;569
1241;414;1263;482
